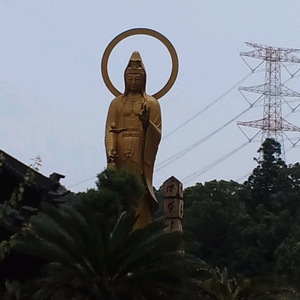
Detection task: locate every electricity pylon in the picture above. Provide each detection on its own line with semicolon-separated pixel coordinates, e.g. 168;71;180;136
237;42;300;158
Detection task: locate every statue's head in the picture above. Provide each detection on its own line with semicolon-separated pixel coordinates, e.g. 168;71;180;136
124;51;146;95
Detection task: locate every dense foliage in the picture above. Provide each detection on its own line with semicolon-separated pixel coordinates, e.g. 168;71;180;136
184;139;300;297
0;169;208;299
1;138;300;299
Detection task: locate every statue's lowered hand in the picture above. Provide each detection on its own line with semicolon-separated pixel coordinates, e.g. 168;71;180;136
107;149;117;169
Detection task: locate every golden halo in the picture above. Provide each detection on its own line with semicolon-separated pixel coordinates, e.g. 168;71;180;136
101;28;179;100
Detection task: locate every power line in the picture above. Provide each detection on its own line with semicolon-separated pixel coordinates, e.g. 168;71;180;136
236;173;249;183
163;72;252;140
67;52;251;191
67;175;97;189
234;143;299;183
156;105;254;171
70;57;296;190
182;141;250;184
163;44;245;109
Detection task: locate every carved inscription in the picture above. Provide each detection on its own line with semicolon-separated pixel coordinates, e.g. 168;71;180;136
168;200;175;213
164;199;184;218
165;218;183;232
163;176;183;198
163;176;184;233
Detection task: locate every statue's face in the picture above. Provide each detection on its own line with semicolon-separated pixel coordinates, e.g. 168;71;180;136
126;73;144;93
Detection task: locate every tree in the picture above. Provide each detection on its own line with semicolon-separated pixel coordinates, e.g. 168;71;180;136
245;138;289;211
12;169;205;299
240;139;300;277
182;139;300;279
183;180;248;272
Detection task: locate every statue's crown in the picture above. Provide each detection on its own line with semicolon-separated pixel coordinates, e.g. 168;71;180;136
125;51;145;74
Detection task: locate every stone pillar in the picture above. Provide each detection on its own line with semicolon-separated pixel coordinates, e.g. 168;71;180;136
163;176;183;232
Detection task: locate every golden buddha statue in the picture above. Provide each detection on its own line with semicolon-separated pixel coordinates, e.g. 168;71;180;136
105;51;161;228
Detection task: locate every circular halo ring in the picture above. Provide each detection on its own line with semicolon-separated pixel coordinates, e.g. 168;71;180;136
101;28;179;100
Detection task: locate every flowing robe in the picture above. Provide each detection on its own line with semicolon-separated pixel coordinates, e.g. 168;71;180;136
105;93;161;227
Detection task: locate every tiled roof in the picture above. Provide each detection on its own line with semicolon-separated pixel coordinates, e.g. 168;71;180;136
0;149;69;196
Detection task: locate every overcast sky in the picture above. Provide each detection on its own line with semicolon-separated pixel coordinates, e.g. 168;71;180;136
1;0;300;192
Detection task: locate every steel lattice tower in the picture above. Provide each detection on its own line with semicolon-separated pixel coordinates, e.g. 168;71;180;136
237;42;300;157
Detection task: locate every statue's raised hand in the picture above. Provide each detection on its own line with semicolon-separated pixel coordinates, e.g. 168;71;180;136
139;104;150;129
